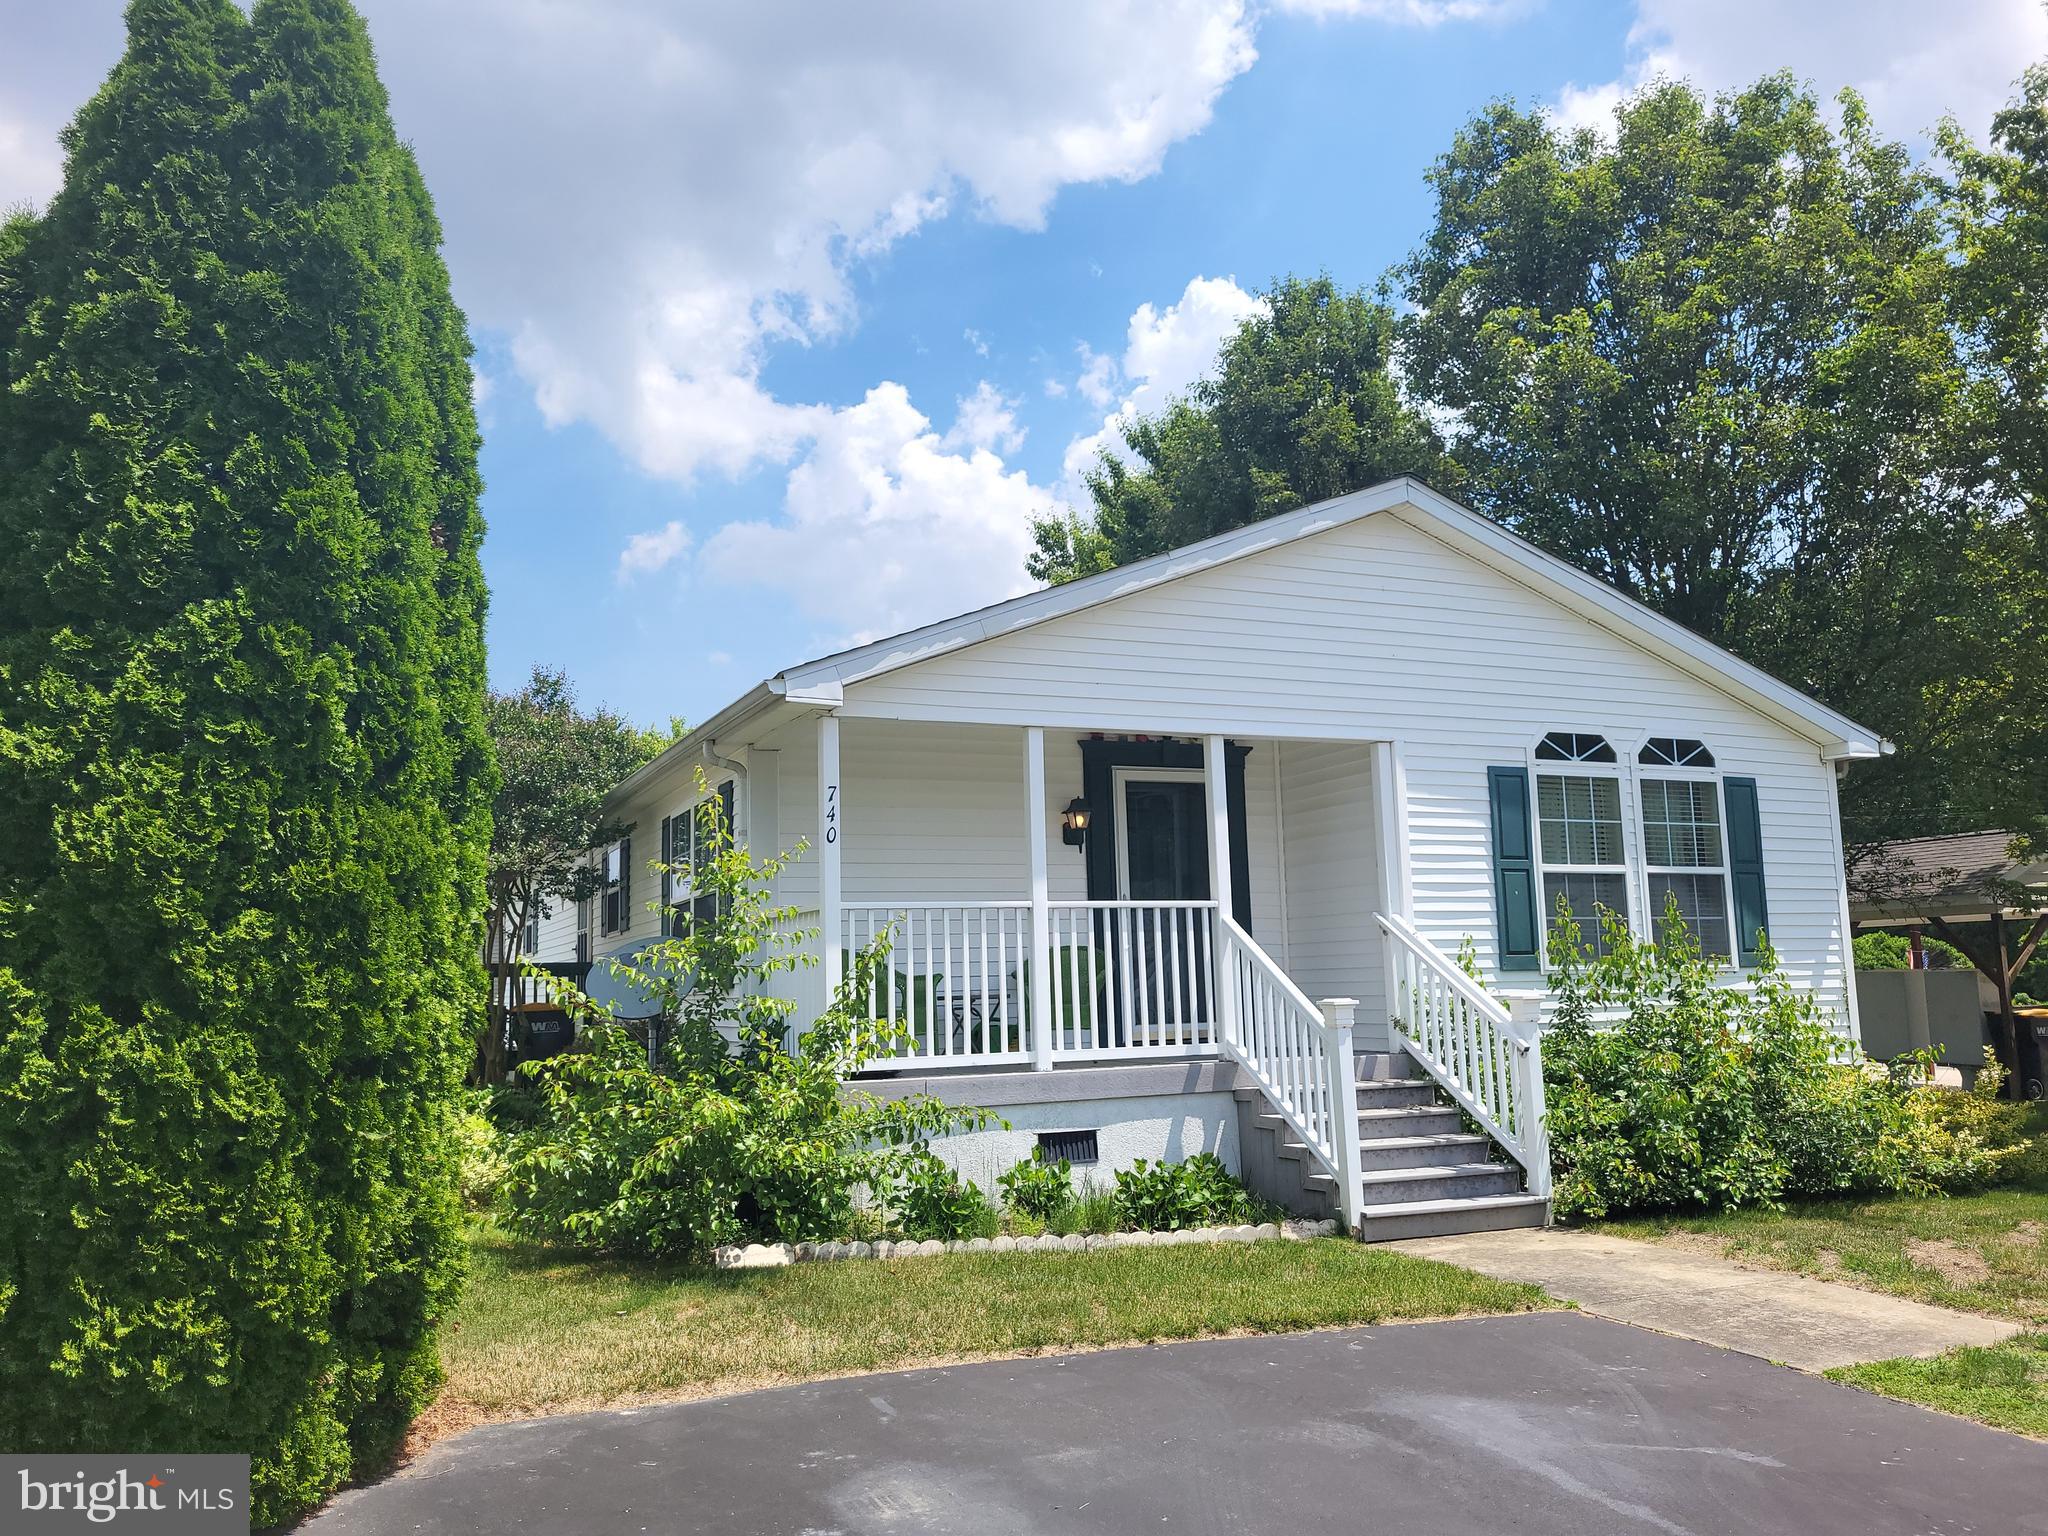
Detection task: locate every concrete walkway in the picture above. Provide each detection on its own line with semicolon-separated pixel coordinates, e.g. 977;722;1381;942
1393;1227;2020;1371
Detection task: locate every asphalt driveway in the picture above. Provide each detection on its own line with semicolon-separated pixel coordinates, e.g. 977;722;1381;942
305;1312;2046;1535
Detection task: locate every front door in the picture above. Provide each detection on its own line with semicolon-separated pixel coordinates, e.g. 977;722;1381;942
1118;778;1211;901
1115;776;1212;1040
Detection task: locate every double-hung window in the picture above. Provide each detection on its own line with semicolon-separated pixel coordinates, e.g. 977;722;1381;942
599;841;625;935
1636;739;1731;957
1533;732;1630;957
665;781;734;936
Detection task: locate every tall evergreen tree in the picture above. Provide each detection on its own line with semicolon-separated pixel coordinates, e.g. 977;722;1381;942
0;0;490;1521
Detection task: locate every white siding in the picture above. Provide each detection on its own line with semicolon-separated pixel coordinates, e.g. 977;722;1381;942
1276;742;1387;1048
754;716;1286;927
521;896;579;966
837;507;1853;1025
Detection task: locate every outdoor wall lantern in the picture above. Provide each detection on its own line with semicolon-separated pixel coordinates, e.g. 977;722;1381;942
1061;797;1092;847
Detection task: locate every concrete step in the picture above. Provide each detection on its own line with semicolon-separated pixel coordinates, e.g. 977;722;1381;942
1354;1132;1494;1171
1354;1079;1438;1110
1357;1105;1464;1140
1356;1162;1522;1206
1355;1193;1549;1243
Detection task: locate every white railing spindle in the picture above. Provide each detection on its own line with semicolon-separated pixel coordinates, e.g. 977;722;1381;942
1375;912;1550;1199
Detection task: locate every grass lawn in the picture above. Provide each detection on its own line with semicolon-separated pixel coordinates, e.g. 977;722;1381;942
1829;1333;2048;1439
1595;1177;2048;1325
424;1220;1550;1444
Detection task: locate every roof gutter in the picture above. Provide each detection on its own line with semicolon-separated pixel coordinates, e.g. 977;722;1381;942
606;681;780;808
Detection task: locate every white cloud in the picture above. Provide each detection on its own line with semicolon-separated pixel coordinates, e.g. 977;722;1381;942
1060;274;1268;494
942;381;1026;455
1272;0;1526;20
707;650;732;665
699;383;1050;645
963;327;990;357
336;0;1264;486
1554;0;2048;144
616;520;693;584
1074;343;1121;409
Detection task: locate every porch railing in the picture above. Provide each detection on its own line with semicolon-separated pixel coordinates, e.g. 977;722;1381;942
1377;912;1551;1199
1217;914;1365;1230
841;902;1036;1066
1044;901;1220;1058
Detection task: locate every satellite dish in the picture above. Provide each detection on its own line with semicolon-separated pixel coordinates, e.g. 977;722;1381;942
581;941;680;1021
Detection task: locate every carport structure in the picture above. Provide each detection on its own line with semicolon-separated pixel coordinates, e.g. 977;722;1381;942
1849;829;2048;1097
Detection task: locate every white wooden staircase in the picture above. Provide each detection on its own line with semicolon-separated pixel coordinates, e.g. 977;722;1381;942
1220;911;1551;1240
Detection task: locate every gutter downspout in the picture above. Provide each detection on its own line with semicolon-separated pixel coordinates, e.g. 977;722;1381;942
706;739;747;843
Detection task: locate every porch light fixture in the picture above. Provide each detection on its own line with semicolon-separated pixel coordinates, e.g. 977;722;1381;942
1061;796;1092;847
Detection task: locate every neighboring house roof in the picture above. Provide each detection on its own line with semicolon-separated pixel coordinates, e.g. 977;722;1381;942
1848;830;2048;922
614;477;1890;804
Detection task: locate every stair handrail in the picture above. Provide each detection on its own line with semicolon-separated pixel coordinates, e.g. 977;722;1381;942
1375;912;1551;1200
1216;915;1366;1231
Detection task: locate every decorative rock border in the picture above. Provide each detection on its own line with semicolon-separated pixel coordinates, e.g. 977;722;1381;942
713;1218;1340;1268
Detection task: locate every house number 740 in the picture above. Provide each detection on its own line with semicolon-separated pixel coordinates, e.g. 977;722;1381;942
824;783;838;844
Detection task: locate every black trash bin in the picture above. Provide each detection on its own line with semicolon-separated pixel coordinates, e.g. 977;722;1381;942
510;1006;575;1067
2021;1010;2048;1101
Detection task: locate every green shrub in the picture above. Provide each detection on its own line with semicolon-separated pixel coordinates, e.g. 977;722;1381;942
1543;904;2013;1220
505;813;997;1257
1112;1154;1271;1230
1853;931;1967;970
455;1105;511;1212
998;1152;1074;1222
0;3;487;1522
1902;1058;2048;1190
896;1150;999;1241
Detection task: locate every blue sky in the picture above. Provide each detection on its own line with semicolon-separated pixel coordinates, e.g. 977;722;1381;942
4;0;2043;729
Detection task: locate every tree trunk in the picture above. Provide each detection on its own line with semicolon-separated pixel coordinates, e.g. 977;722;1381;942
476;883;523;1085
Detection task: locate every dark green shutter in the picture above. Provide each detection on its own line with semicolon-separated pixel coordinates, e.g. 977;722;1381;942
716;782;736;918
1487;766;1540;971
659;815;673;911
1724;776;1769;966
617;834;632;933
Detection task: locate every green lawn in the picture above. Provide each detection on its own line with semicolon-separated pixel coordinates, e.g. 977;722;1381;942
1829;1333;2048;1439
427;1220;1549;1442
1595;1179;2048;1324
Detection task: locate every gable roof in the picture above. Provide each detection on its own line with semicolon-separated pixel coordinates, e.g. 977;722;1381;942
616;477;1888;803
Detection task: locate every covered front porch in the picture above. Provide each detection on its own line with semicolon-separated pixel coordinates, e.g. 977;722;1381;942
772;716;1407;1064
752;713;1549;1231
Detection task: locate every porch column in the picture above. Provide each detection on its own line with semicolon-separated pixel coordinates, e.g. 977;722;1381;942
1024;726;1054;1070
1372;739;1411;1046
818;713;842;1000
1370;739;1411;919
1204;734;1239;1045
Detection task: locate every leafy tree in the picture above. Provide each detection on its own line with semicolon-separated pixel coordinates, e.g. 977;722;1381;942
1916;65;2048;839
481;665;665;1083
1398;79;1986;839
1029;275;1448;582
506;793;994;1256
0;0;489;1521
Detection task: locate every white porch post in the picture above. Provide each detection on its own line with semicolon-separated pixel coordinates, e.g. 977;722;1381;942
1204;734;1239;1044
1371;738;1410;1048
1024;726;1054;1071
1320;997;1366;1232
818;713;842;1013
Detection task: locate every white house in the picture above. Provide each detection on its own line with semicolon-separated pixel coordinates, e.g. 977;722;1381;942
558;479;1885;1239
